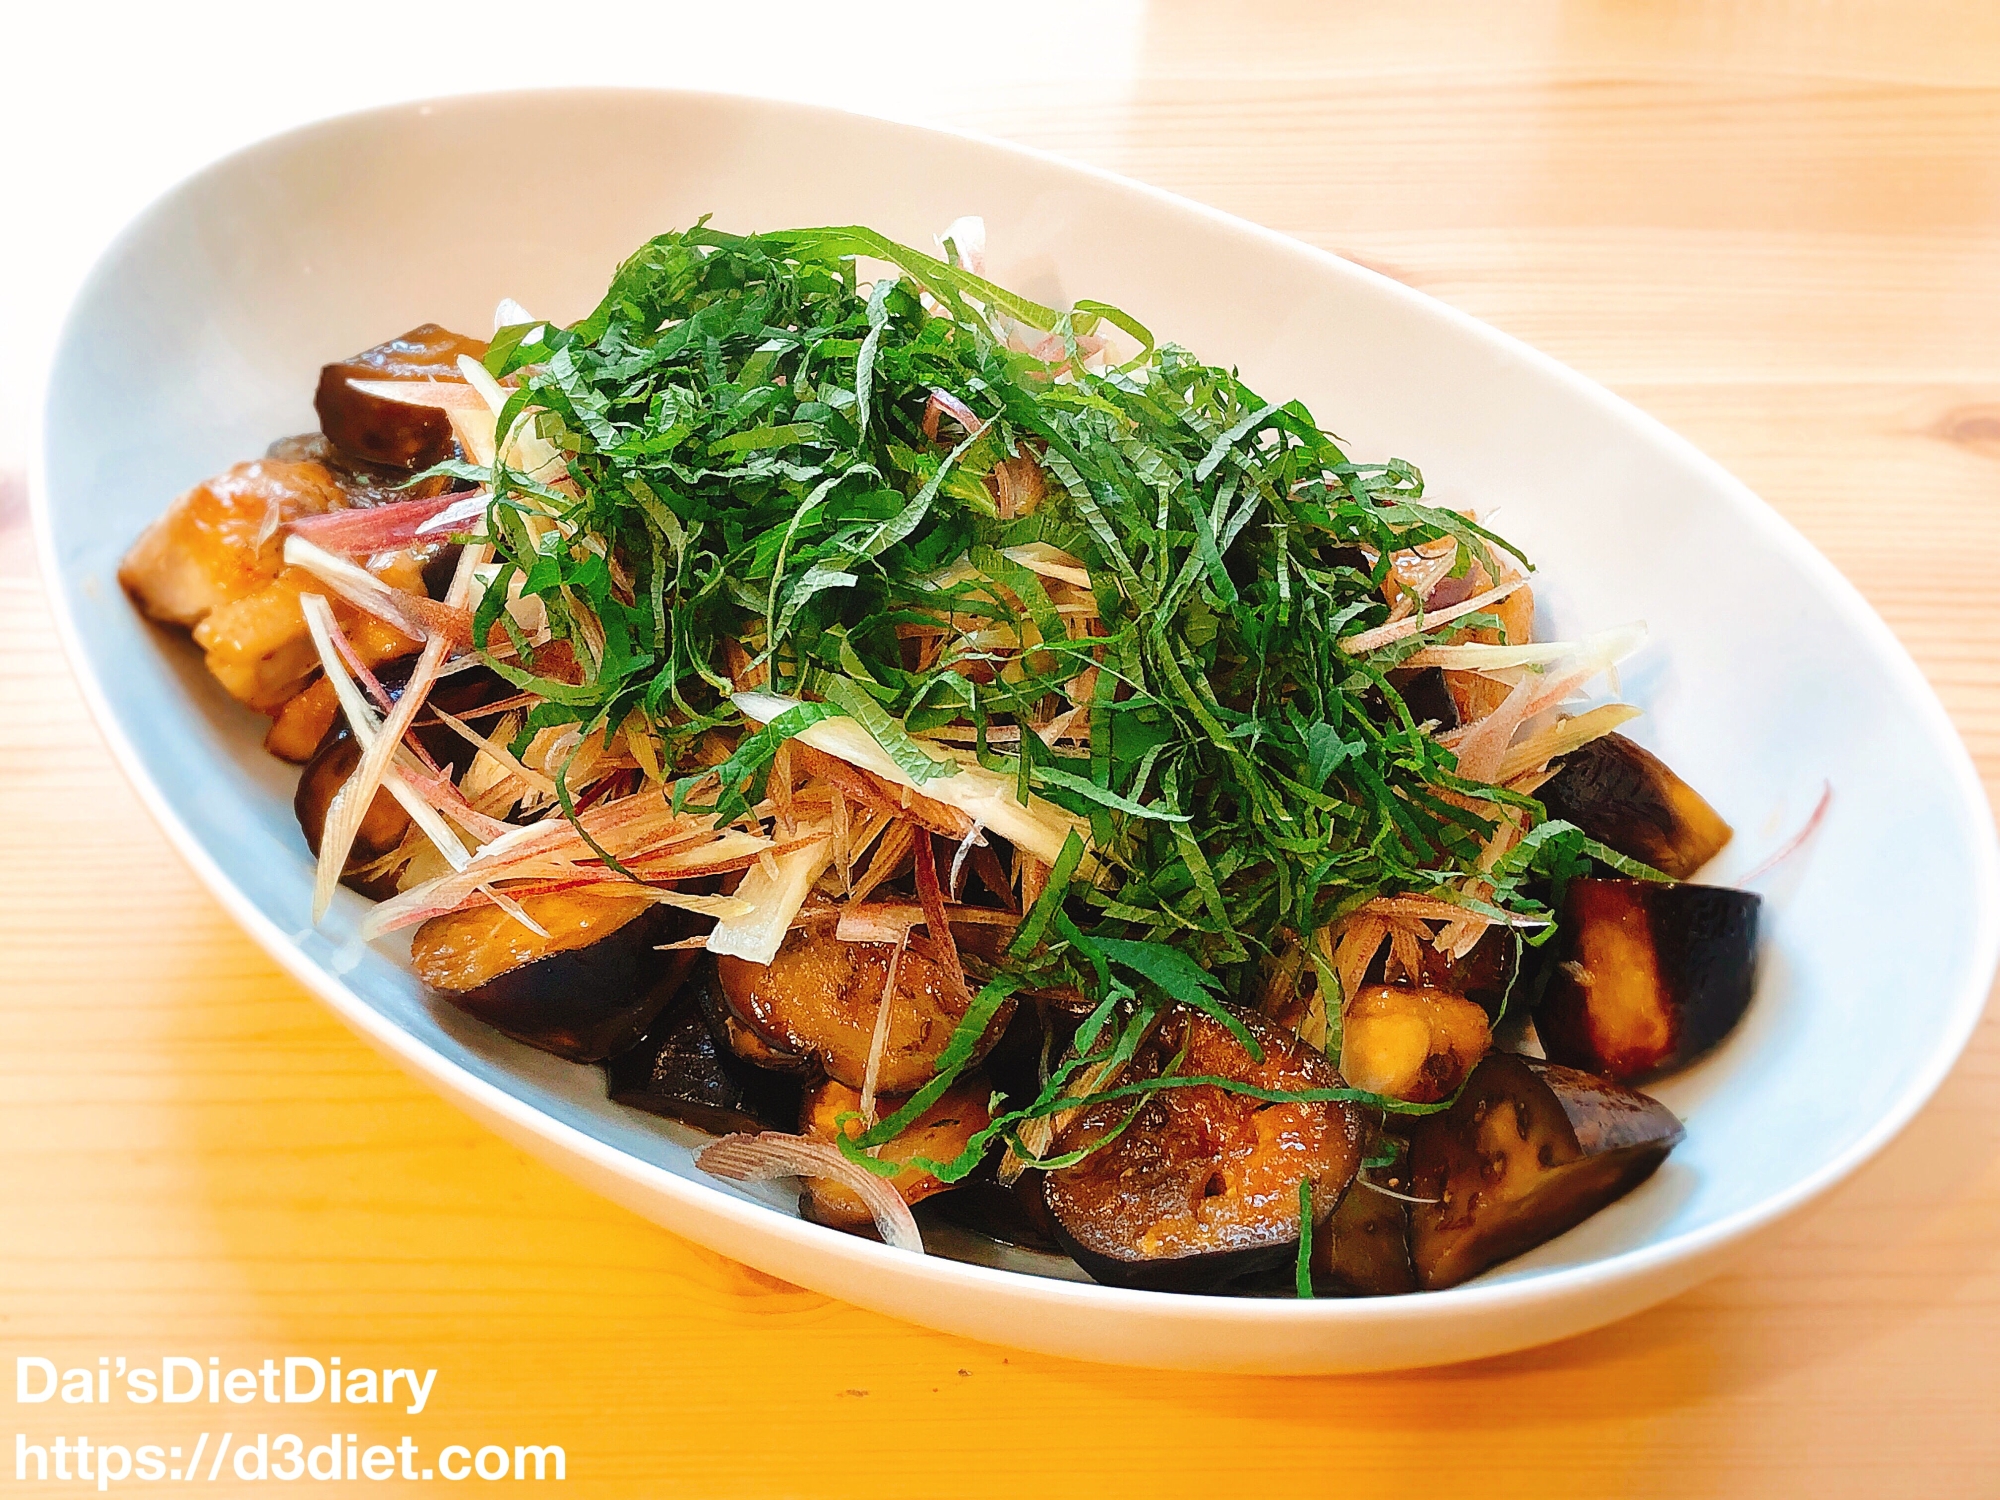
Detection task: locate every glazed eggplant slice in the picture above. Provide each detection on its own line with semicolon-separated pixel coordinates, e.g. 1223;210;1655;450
693;974;814;1075
1539;732;1731;879
604;968;801;1134
713;929;1013;1093
1538;877;1761;1082
1043;1007;1364;1292
1406;1053;1684;1290
1313;1136;1416;1297
314;323;489;470
411;889;689;1062
1340;984;1492;1103
796;1075;994;1234
293;729;415;900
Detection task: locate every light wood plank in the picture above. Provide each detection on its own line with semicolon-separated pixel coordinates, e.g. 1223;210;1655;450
6;7;2000;1496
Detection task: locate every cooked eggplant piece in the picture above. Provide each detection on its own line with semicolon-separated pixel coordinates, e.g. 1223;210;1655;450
693;973;814;1075
604;968;801;1134
944;1000;1075;1245
420;543;466;600
978;997;1076;1107
314;323;489;470
1538;877;1760;1082
294;729;417;901
1538;732;1731;879
292;661;508;896
1043;1007;1364;1292
1313;1136;1416;1297
1406;1052;1684;1290
1340;984;1492;1103
293;738;409;900
411;889;689;1062
924;1166;1065;1254
713;929;1013;1093
796;1075;993;1234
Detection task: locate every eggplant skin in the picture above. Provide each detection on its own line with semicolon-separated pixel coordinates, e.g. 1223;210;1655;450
1313;1136;1416;1297
714;929;1013;1093
1406;1053;1684;1290
925;1169;1065;1254
1043;1007;1364;1293
293;728;411;899
292;661;509;896
693;972;815;1075
603;967;801;1135
412;891;690;1062
1539;732;1732;880
796;1076;994;1234
1539;877;1760;1082
314;324;489;470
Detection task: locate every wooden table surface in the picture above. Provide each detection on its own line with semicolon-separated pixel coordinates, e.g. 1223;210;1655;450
6;4;2000;1495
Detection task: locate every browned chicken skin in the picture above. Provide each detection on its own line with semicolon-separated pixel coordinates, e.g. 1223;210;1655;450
117;451;422;712
119;457;348;630
121;323;485;721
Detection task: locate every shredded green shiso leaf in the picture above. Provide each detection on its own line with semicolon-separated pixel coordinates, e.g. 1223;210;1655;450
459;220;1627;1209
1296;1178;1316;1299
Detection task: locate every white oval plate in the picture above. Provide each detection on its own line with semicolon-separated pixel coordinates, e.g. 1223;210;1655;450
34;89;1999;1373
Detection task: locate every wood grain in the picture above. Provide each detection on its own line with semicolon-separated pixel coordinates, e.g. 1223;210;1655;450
6;5;2000;1495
